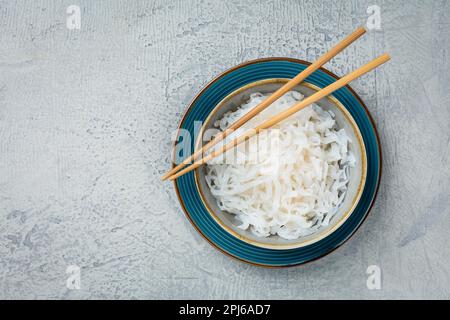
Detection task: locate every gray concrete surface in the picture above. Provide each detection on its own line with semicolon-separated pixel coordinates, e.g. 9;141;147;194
0;0;449;299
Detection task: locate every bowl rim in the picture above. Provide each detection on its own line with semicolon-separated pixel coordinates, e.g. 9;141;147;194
172;57;383;267
193;78;368;249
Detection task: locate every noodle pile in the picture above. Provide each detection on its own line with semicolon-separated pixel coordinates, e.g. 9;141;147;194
205;91;355;240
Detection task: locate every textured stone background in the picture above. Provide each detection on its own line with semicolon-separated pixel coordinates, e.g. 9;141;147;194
0;0;449;299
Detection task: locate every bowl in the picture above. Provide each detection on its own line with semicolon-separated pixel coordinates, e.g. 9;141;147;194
194;78;367;250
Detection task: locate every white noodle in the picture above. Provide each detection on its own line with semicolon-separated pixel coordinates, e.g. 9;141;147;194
205;91;355;240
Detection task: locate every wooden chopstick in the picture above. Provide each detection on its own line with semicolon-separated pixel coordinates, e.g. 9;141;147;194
168;53;390;181
161;26;367;180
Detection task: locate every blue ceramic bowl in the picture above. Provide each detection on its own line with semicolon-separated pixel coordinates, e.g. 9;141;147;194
173;58;381;267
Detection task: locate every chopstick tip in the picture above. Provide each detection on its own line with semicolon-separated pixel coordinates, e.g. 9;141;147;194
161;172;171;180
379;53;391;62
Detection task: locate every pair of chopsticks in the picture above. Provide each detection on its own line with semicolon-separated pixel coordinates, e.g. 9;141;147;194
163;26;390;181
